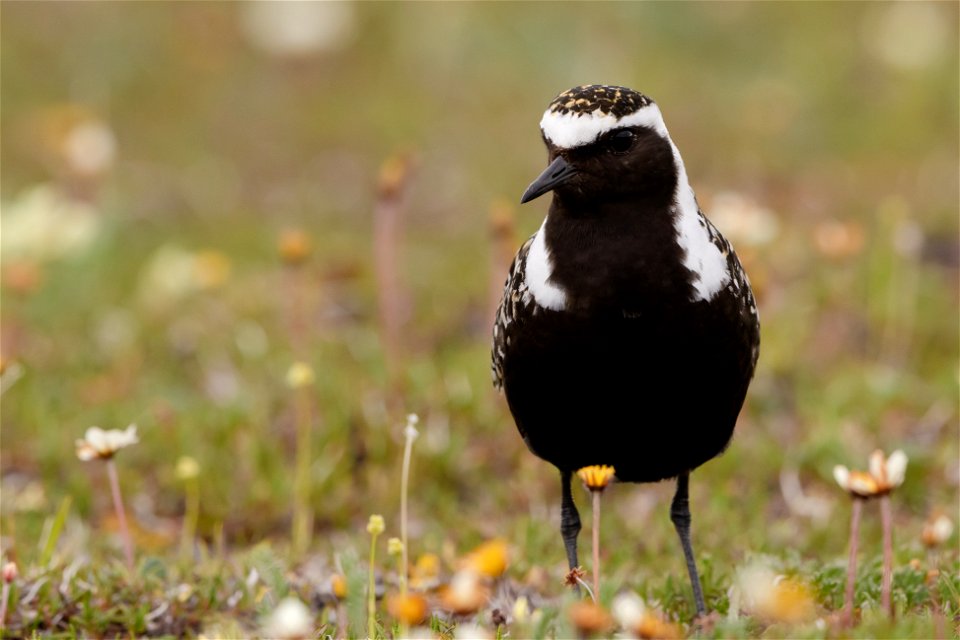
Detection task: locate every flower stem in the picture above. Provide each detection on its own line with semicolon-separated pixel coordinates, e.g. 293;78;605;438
400;432;415;597
880;494;894;618
180;478;200;561
292;387;313;556
106;458;134;571
574;575;596;604
0;581;10;632
844;498;863;626
368;532;379;638
592;490;601;600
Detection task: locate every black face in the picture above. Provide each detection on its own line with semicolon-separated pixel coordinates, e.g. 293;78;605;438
545;125;678;205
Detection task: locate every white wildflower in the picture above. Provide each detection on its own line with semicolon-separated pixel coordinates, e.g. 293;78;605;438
261;596;313;640
76;425;139;461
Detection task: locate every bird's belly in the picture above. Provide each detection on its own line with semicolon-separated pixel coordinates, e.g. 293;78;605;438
502;307;750;482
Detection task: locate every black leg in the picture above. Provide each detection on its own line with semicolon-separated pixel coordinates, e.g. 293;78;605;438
560;469;581;571
671;472;706;617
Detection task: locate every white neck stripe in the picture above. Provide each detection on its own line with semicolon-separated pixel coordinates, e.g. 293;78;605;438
539;101;730;302
524;217;567;310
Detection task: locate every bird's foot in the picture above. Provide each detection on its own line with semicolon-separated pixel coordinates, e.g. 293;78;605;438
688;610;722;634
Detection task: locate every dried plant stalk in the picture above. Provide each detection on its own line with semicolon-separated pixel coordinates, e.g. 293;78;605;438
488;199;517;325
592;490;601;599
106;459;135;571
374;153;414;398
292;386;314;556
843;498;863;626
880;494;894;618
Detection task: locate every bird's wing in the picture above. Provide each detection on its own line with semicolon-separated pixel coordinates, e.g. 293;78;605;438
491;234;536;390
702;212;761;369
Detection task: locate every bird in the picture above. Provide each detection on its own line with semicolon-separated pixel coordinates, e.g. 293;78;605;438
491;85;760;616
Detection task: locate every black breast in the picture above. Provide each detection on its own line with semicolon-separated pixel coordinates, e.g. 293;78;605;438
492;201;759;483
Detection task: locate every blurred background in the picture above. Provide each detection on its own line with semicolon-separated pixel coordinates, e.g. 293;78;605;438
1;0;957;583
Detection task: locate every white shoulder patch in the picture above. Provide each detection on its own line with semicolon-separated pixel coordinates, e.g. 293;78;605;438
670;154;730;301
524;217;567;310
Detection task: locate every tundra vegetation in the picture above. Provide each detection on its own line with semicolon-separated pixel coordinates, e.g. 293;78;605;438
1;3;957;638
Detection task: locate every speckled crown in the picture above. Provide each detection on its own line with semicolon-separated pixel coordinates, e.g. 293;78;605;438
547;85;654;118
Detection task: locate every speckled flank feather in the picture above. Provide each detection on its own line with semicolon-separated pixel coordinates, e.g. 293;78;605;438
491;234;535;390
703;215;761;369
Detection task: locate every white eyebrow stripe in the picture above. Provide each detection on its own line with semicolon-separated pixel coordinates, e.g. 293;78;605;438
539;103;669;149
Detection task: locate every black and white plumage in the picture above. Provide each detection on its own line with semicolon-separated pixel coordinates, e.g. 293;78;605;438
492;85;760;616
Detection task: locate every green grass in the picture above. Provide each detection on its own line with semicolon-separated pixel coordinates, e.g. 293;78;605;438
1;2;958;638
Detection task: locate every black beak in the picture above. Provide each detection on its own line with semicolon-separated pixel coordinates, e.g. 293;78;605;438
520;155;577;204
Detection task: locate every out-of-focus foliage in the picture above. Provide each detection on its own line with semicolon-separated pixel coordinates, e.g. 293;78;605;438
1;3;957;638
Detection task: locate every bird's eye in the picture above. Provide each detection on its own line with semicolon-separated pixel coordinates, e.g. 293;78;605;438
607;130;635;153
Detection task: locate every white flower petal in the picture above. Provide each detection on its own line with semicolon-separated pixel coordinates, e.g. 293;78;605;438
512;595;530;623
931;515;954;543
832;465;850;491
77;425;138;460
885;450;908;487
105;425;138;452
121;424;139;446
404;413;420;441
736;563;777;613
847;472;880;497
84;427;108;454
454;623;492;640
76;442;98;461
611;591;646;629
261;597;312;639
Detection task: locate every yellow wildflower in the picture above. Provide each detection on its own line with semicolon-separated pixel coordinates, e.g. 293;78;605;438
462;538;508;578
386;593;428;625
193;250;231;289
568;601;613;637
330;574;347;599
278;229;312;266
285;362;315;389
410;553;441;590
175;456;200;481
388;537;404;556
577;465;615;491
366;514;385;536
440;571;489;615
736;562;816;624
